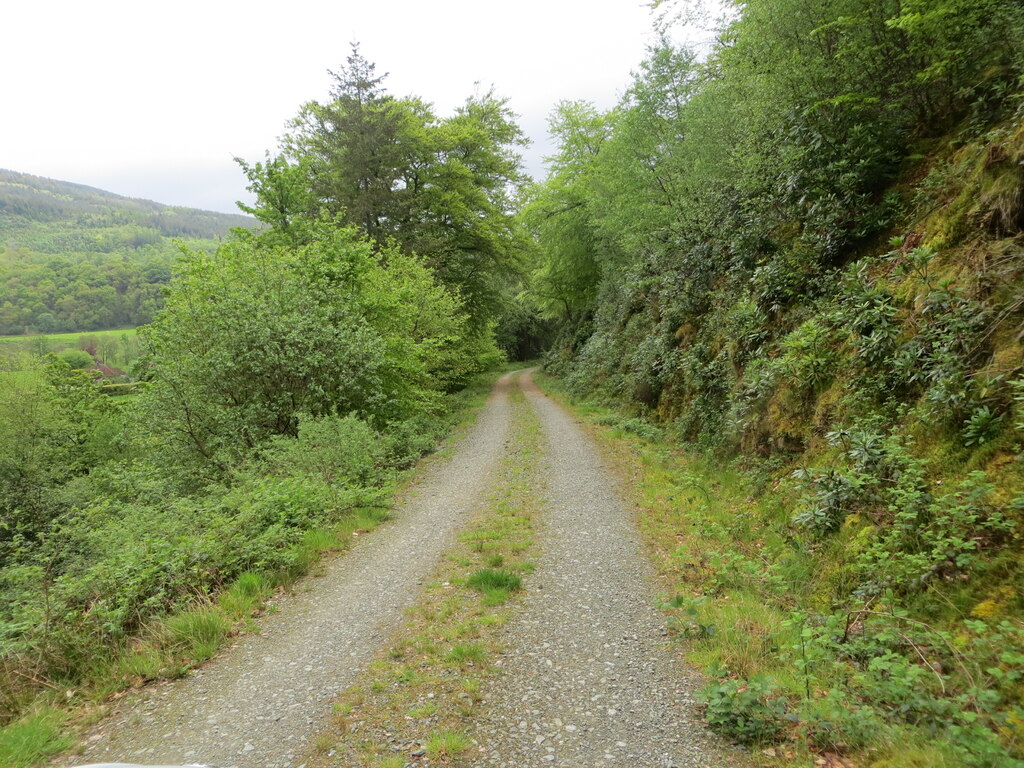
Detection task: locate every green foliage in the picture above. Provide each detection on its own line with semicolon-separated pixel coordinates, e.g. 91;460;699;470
703;675;788;745
138;222;485;479
241;44;528;327
264;414;385;489
54;348;93;369
1;132;510;742
0;360;118;562
962;405;1004;447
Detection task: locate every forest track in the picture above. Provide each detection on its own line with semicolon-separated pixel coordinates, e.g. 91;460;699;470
64;374;517;768
471;371;741;767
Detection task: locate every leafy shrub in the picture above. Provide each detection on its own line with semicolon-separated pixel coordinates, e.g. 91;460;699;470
54;349;93;369
703;676;789;744
792;467;866;536
778;318;841;396
264;414;386;488
857;471;1015;595
616;417;663;441
795;691;881;751
962;405;1004;447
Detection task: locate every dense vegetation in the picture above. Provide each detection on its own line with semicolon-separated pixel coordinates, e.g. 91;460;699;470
529;0;1024;765
0;53;521;762
0;169;253;335
4;2;1024;766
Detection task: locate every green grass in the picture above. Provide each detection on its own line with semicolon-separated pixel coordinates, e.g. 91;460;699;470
162;606;233;664
218;571;273;617
0;328;142;371
0;328;139;348
465;567;522;593
0;709;72;768
444;642;488;665
425;729;471;760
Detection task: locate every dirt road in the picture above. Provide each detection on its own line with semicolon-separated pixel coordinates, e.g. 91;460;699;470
66;370;741;768
69;375;517;768
471;372;737;767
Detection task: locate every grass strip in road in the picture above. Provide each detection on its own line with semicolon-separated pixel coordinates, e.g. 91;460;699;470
301;384;543;768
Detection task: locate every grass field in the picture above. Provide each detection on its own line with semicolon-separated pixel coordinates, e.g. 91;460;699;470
0;328;138;346
0;328;141;371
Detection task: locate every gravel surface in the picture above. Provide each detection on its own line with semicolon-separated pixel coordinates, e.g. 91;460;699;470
472;371;743;768
64;374;517;768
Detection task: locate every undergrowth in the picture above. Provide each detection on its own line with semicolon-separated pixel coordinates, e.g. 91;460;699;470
535;371;1024;768
0;366;512;766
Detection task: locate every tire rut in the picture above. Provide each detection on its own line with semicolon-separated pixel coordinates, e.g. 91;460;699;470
472;371;743;768
66;373;518;768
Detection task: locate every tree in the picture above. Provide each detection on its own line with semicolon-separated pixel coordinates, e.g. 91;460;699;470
524;101;612;323
244;45;529;326
138;221;489;481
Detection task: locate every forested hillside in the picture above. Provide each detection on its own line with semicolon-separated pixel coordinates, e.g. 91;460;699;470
0;170;253;334
528;0;1024;765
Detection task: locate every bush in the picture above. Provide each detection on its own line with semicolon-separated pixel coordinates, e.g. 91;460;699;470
55;349;93;369
703;676;788;745
264;414;386;488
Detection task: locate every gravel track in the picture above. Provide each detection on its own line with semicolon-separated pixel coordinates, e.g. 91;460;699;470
472;371;742;768
66;374;517;768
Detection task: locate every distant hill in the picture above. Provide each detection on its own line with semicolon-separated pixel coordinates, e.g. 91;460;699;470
0;170;255;336
0;169;254;247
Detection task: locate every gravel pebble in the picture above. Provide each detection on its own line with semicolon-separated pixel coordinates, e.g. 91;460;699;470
471;372;745;768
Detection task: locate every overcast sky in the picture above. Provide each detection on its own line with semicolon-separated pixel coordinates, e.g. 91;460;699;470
1;1;716;214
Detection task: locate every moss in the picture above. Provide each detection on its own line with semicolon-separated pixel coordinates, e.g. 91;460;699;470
971;599;1003;619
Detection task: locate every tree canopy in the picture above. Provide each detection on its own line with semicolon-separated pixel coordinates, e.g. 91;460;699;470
240;45;529;326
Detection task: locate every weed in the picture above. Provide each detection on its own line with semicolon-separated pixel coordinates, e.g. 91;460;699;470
425;729;471;759
219;571;271;617
409;702;438;718
0;708;71;768
161;606;232;664
313;732;335;753
702;675;788;745
466;568;522;594
444;643;487;665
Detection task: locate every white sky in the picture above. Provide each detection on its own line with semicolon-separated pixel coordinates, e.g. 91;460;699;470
1;1;714;214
